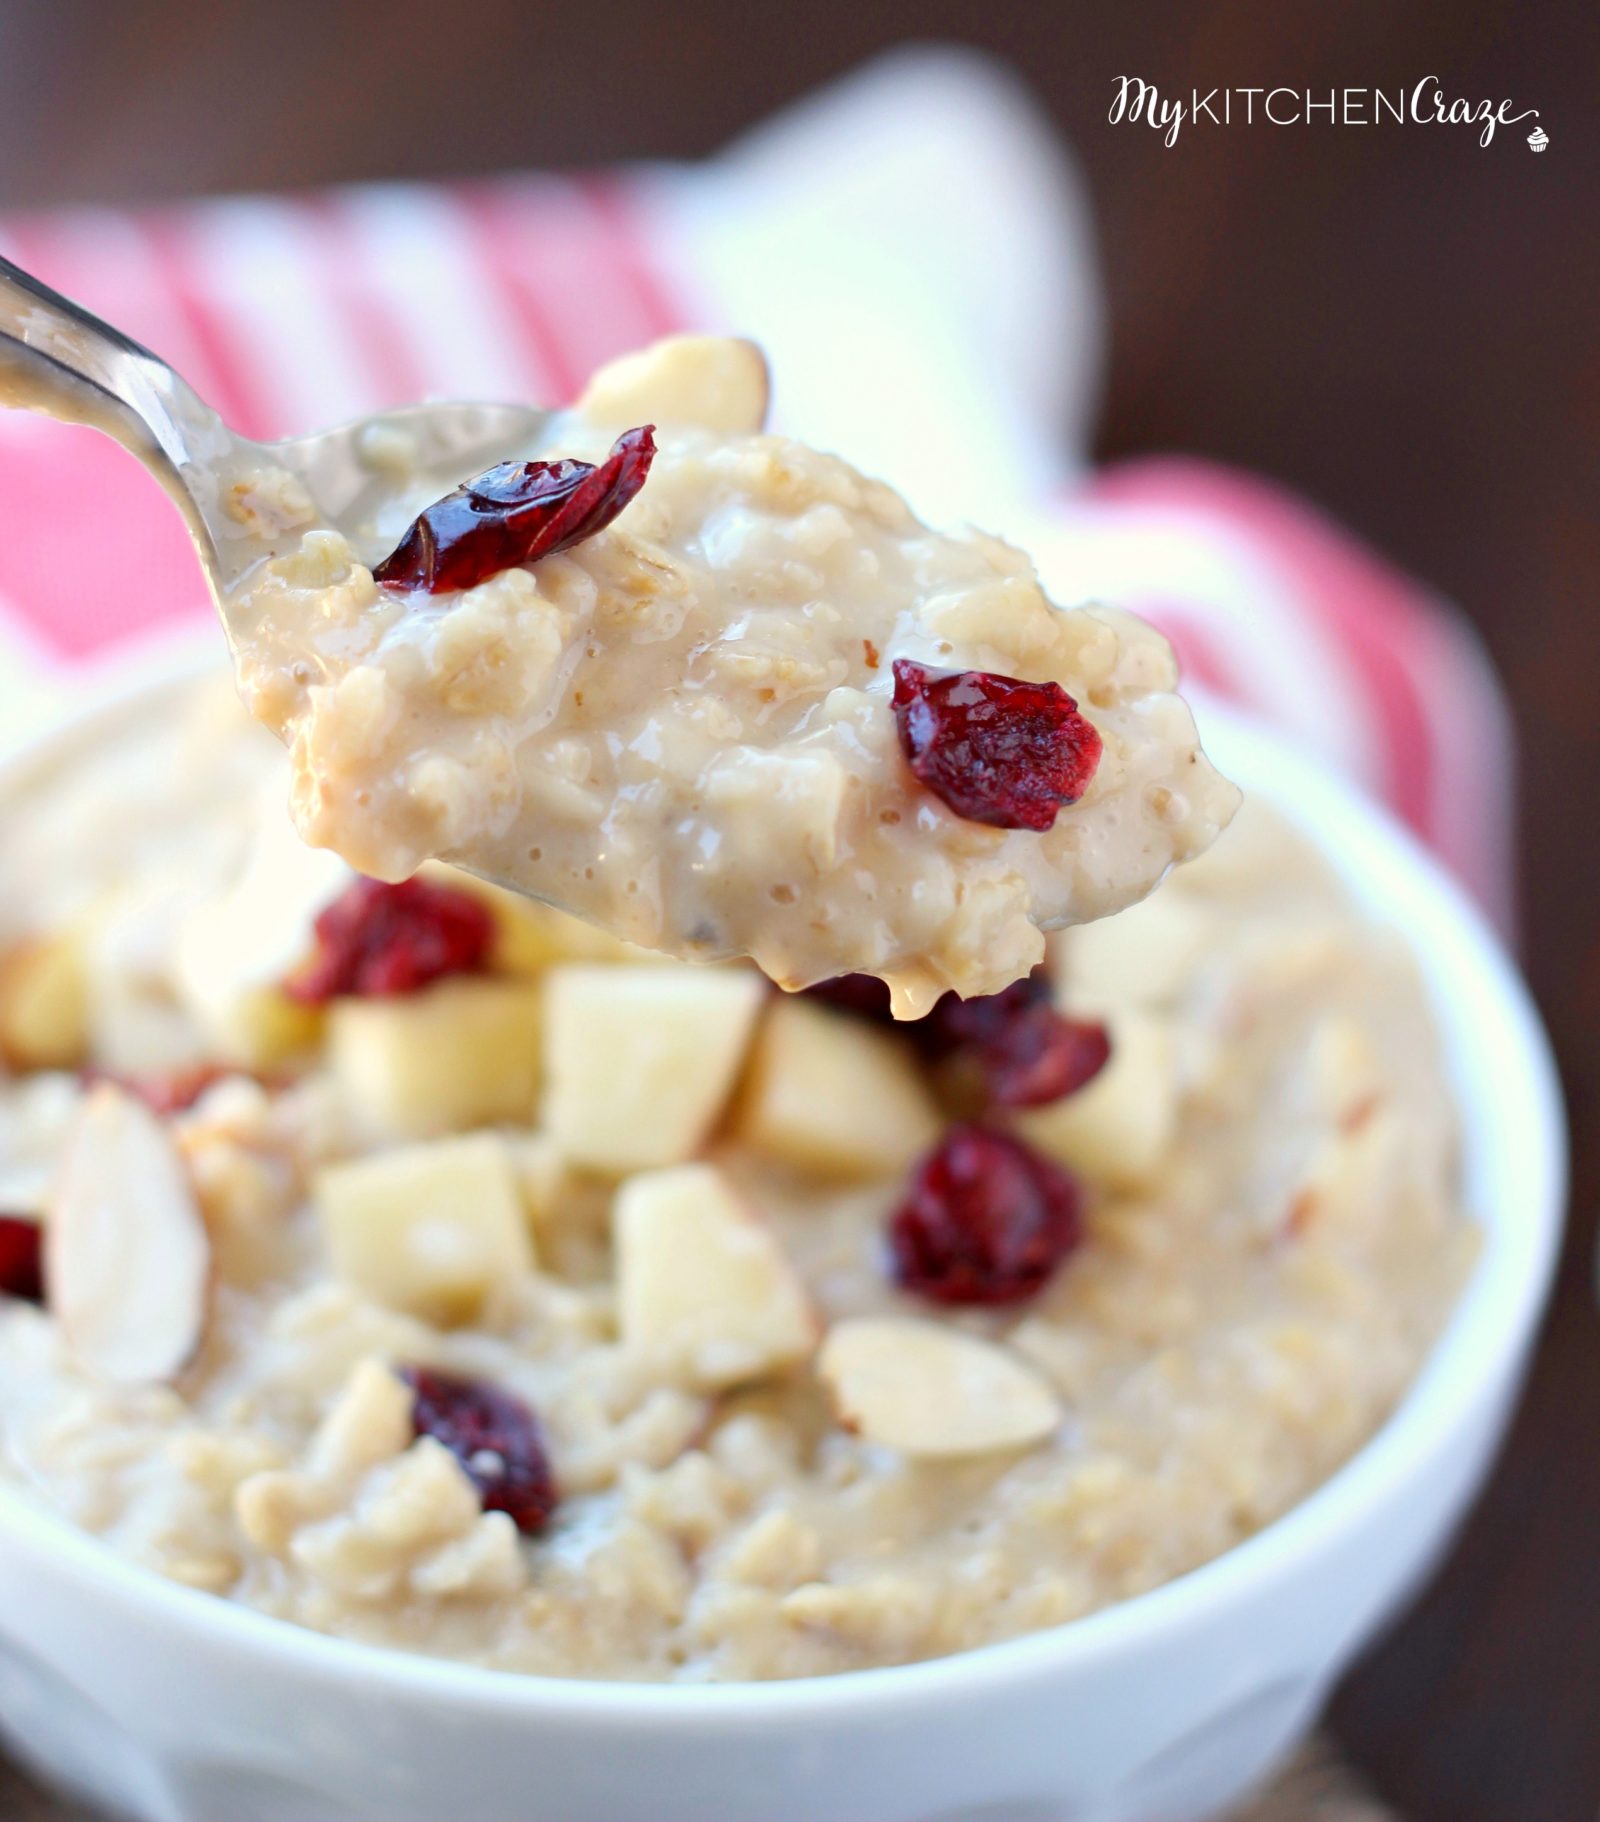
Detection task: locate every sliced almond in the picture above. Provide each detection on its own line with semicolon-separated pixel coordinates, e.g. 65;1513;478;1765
576;335;771;434
817;1317;1061;1459
615;1162;818;1391
46;1084;210;1384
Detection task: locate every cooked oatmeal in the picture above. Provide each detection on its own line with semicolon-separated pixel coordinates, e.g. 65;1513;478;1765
0;678;1471;1680
219;337;1239;1014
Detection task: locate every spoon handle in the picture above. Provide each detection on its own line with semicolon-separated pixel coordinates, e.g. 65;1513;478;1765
0;253;233;556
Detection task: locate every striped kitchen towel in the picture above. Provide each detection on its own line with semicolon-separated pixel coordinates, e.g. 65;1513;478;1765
0;44;1513;930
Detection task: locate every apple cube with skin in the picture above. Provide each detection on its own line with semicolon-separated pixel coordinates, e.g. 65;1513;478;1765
329;976;542;1139
541;965;765;1174
315;1132;533;1325
1015;1013;1178;1192
732;998;940;1180
0;930;89;1070
615;1162;816;1391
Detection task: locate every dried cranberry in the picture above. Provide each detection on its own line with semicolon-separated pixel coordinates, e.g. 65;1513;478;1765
889;1125;1083;1305
980;1010;1109;1108
803;969;1109;1108
400;1366;557;1534
891;658;1102;832
287;877;495;1004
0;1216;44;1303
922;974;1110;1109
373;426;656;594
801;973;899;1025
920;972;1053;1055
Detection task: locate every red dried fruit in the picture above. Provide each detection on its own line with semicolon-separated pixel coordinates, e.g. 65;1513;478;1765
0;1215;44;1303
919;971;1050;1053
923;974;1111;1109
373;426;656;594
400;1366;557;1535
802;969;1109;1107
981;1009;1110;1108
889;1124;1083;1306
891;658;1102;832
801;973;898;1025
287;877;495;1004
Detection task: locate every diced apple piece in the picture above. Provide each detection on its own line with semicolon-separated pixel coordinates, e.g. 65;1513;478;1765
577;336;770;433
219;987;324;1071
817;1317;1061;1458
46;1085;210;1384
542;965;764;1174
314;1132;533;1325
615;1162;816;1391
1015;1014;1178;1192
1056;890;1215;1017
732;998;939;1180
0;931;89;1070
174;784;349;1066
329;976;542;1139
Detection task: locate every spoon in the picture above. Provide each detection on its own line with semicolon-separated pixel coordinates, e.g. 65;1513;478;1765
0;255;1242;1002
0;251;618;920
0;253;551;598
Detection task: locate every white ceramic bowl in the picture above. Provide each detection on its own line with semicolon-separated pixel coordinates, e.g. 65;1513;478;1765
0;656;1565;1822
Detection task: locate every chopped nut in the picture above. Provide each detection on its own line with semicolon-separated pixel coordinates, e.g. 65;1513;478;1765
817;1316;1061;1458
46;1085;210;1385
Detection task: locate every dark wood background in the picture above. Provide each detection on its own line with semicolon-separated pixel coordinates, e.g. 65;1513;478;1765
0;3;1595;1817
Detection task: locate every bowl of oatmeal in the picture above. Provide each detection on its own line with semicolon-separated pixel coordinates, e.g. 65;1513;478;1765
0;641;1561;1822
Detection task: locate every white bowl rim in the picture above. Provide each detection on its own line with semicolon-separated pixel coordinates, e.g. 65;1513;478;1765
0;641;1567;1724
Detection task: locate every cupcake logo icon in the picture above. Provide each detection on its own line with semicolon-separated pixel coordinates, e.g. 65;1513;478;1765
1528;125;1549;152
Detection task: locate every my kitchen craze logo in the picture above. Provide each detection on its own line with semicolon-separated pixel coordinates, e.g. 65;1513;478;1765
1109;76;1545;149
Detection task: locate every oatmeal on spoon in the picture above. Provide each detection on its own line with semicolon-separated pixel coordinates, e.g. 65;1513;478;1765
1;254;1235;1010
222;336;1238;1013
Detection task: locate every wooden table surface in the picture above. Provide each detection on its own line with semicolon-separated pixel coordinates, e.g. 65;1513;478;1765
0;3;1595;1817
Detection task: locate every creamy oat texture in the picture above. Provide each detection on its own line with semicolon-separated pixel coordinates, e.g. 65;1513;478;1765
221;337;1238;1014
0;681;1471;1680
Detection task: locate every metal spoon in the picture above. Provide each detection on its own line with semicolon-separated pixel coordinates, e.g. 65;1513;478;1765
0;253;550;595
0;251;612;921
